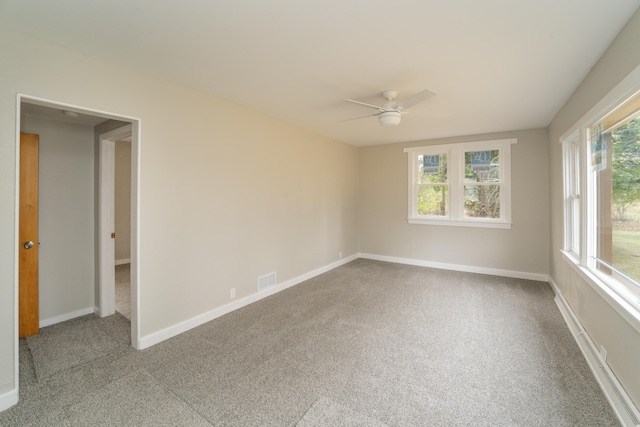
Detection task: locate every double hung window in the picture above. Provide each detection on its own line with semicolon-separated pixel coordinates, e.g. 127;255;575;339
562;87;640;309
405;139;515;228
563;134;582;258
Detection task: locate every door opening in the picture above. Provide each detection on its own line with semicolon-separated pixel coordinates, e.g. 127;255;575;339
98;124;132;318
15;96;142;383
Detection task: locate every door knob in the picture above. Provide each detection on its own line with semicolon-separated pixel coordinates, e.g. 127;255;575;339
23;241;34;249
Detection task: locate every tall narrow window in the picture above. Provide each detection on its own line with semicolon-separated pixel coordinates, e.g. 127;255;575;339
563;134;581;258
417;153;448;216
464;150;501;219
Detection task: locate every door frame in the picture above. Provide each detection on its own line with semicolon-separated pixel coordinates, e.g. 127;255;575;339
14;95;142;378
98;124;132;318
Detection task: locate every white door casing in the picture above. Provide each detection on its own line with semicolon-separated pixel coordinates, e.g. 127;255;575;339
98;124;132;317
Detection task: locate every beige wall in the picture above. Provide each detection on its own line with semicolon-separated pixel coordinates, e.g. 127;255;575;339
548;9;640;409
0;27;359;399
3;7;640;413
115;140;131;263
359;128;549;277
20;115;95;322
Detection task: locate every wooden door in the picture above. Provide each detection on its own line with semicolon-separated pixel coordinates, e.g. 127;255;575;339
19;133;39;338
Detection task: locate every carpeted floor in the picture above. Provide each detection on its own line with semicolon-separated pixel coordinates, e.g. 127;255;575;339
1;259;620;426
115;263;131;320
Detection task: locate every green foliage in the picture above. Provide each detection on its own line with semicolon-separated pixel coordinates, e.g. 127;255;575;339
611;118;640;220
612;229;640;284
464;185;500;218
417;154;448;216
464;150;500;218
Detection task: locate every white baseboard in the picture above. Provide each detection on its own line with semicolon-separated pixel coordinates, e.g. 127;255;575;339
138;253;547;349
115;258;130;266
137;254;359;349
0;388;18;412
358;253;549;282
549;277;640;427
39;307;95;328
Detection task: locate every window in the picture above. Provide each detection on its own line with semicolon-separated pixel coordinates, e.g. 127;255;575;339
563;132;582;258
404;138;516;228
562;87;640;310
590;90;640;301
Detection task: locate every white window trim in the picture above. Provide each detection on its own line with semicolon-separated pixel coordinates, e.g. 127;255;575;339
404;138;516;229
559;63;640;330
561;129;584;262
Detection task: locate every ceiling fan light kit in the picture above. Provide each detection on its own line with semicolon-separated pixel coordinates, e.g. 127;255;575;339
345;88;436;127
379;111;401;126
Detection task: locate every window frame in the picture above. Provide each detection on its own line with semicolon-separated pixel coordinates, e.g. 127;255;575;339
562;130;584;261
404;138;516;229
560;64;640;330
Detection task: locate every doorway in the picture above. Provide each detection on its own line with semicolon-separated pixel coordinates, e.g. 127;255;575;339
15;95;141;364
97;124;132;319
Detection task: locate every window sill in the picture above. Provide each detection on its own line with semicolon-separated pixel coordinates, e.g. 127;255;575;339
561;250;640;335
408;218;511;229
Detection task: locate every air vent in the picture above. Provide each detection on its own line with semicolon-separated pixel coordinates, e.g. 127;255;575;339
258;272;276;291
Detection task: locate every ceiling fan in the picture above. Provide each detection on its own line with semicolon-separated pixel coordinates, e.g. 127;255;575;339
345;88;437;127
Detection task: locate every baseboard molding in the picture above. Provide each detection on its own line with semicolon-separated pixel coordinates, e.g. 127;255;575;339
358;253;549;282
115;258;130;266
39;307;95;328
137;254;359;350
0;388;18;412
549;277;640;427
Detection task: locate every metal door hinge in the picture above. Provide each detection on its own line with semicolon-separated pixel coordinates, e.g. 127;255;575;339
111;232;116;239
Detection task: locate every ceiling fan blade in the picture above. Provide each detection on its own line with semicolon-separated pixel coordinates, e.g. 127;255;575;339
346;99;385;111
339;113;380;122
397;88;437;109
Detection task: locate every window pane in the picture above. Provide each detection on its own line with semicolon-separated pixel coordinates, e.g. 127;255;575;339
419;153;447;184
571;197;580;252
570;142;581;253
464;185;500;218
418;185;448;216
594;117;640;286
465;150;500;183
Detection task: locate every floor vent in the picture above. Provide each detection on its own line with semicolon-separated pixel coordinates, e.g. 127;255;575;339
258;272;276;291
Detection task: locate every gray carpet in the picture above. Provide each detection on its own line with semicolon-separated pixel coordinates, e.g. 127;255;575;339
297;396;389;426
115;263;131;320
0;259;621;426
26;313;130;381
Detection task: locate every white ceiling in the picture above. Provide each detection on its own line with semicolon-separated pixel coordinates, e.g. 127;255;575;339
2;1;638;146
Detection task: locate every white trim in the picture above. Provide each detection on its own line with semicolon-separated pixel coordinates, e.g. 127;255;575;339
138;253;549;349
402;138;518;154
130;121;142;350
560;63;640;143
98;134;115;317
12;93;21;412
39;307;94;328
98;124;132;318
561;250;640;335
0;389;18;413
407;218;511;229
358;253;548;282
115;258;131;266
137;254;358;349
549;277;640;427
